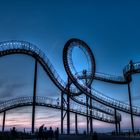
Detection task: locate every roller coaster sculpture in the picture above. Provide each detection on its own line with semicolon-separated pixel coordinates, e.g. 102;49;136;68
0;38;139;134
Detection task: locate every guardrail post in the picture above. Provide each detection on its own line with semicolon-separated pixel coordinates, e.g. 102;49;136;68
32;59;38;133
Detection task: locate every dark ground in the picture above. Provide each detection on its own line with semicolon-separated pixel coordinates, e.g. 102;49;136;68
1;133;140;140
59;135;140;140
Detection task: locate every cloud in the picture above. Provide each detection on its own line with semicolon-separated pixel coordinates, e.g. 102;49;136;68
0;78;28;101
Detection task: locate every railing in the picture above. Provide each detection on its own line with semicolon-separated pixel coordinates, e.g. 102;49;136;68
0;96;116;123
75;71;140;115
75;71;126;83
73;96;121;118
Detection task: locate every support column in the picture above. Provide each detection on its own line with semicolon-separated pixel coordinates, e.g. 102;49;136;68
75;113;78;134
67;93;70;134
61;92;64;134
128;82;134;133
2;111;6;132
32;59;38;133
83;70;90;134
114;108;118;134
86;96;89;134
118;122;121;133
67;77;70;134
90;97;93;134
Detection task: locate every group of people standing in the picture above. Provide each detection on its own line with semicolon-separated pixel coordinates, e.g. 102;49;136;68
38;124;59;140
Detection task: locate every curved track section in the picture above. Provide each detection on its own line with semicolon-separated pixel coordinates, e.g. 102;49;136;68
0;40;120;123
63;38;140;116
0;40;68;94
0;96;119;123
76;71;127;84
71;96;121;117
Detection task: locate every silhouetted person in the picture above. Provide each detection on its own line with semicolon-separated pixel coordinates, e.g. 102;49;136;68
129;60;134;71
39;124;44;140
54;127;59;140
11;127;17;138
43;127;48;140
24;128;26;133
57;98;60;105
48;127;53;140
82;70;87;80
83;130;86;135
92;132;98;140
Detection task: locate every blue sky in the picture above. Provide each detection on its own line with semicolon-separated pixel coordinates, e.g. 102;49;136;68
0;0;140;132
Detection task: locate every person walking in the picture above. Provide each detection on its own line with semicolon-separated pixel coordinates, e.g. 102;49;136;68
54;127;59;140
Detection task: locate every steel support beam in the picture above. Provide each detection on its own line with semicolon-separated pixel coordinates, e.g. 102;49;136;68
61;92;64;134
90;97;93;134
83;70;90;134
128;83;134;133
32;59;38;133
61;77;70;134
118;122;121;133
114;108;118;134
2;111;6;132
75;113;78;134
86;95;89;134
67;88;70;134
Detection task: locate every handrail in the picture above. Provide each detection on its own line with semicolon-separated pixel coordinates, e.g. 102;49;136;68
0;96;117;123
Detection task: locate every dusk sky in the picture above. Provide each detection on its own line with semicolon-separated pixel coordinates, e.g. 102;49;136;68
0;0;140;133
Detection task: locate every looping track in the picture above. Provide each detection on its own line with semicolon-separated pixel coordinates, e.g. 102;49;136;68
63;38;140;116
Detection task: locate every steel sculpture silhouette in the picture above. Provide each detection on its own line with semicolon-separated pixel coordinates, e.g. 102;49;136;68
0;39;139;134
